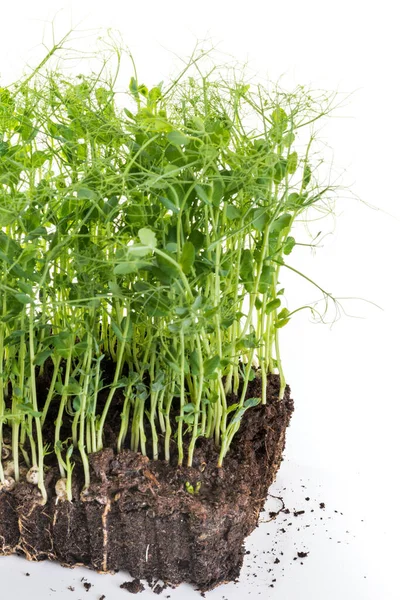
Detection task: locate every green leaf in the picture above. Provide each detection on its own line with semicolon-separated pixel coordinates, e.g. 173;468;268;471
66;381;82;395
230;407;246;425
189;348;201;376
129;78;139;96
31;151;49;168
180;241;195;274
17;402;42;417
189;230;205;250
14;293;31;304
111;322;125;342
287;152;298;174
282;132;295;147
33;350;52;366
108;281;123;296
252;208;267;232
166;360;182;375
283;236;296;255
212;179;225;205
275;307;290;328
255;297;263;310
271;107;288;128
240;249;254;292
151;372;165;393
148;86;162;103
265;298;281;314
158;195;179;213
270;213;292;235
273;159;287;183
113;262;140;275
77;187;98;200
167;131;190;146
259;265;275;294
226;204;241;220
139;227;157;249
204;355;220;377
244;397;261;408
194;184;211;205
124;107;135;120
287;192;303;208
303;163;312;187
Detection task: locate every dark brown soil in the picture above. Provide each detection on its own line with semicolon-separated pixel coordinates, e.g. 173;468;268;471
120;579;145;594
0;374;293;592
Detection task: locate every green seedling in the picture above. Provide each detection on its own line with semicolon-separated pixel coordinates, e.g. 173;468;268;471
0;33;344;501
185;481;202;495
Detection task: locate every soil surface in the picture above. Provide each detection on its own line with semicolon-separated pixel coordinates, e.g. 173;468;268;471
0;374;293;591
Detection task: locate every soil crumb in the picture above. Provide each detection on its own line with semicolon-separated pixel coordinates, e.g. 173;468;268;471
120;580;145;594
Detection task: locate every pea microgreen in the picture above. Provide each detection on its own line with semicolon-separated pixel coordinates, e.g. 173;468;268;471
0;35;342;500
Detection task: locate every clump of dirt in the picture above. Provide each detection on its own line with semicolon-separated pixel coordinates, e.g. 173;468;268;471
0;375;293;591
120;580;145;594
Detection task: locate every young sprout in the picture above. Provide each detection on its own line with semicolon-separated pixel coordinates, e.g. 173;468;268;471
0;33;343;501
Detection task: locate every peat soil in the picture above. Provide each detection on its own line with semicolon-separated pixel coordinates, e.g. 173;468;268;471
0;375;293;592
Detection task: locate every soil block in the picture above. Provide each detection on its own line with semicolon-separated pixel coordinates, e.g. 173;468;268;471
0;375;293;591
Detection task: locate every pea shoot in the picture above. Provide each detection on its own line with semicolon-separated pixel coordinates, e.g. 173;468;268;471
0;36;340;500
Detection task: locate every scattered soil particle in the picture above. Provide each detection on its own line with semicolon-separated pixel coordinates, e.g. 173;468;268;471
293;510;305;517
320;503;326;509
297;552;309;558
274;558;280;564
83;582;92;592
68;586;75;592
305;497;310;501
25;572;30;576
99;596;106;600
120;580;145;594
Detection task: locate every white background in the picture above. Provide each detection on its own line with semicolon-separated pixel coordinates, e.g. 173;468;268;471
1;1;399;598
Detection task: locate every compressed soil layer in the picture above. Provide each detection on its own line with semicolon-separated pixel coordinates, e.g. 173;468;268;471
0;375;293;591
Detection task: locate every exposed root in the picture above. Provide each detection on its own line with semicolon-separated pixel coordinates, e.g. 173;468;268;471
101;498;111;573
